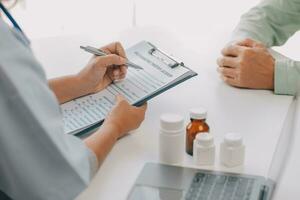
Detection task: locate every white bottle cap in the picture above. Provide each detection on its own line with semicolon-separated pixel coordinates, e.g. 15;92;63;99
189;107;207;120
224;133;243;147
160;114;184;132
195;133;213;147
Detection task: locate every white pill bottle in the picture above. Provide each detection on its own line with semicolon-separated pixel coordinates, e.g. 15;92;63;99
193;133;215;166
159;114;185;164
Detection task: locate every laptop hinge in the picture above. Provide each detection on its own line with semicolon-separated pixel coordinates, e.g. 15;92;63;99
259;185;269;200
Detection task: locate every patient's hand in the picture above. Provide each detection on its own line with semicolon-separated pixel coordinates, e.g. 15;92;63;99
217;38;275;90
78;42;128;94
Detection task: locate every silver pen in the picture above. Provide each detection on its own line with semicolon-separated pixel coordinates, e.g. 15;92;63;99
80;45;143;70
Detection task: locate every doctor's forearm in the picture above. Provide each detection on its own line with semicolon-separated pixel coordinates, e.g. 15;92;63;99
48;75;90;104
84;123;119;166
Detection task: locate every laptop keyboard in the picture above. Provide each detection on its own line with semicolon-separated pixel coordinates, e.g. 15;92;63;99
185;172;255;200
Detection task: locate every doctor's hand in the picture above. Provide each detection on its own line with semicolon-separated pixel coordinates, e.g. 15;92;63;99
104;95;147;139
217;38;275;90
84;95;147;166
77;42;128;94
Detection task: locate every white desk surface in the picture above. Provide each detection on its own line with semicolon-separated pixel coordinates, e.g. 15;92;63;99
31;28;297;200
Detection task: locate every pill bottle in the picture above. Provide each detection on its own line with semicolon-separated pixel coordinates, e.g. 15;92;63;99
193;133;215;166
159;113;185;164
186;108;210;156
220;133;245;167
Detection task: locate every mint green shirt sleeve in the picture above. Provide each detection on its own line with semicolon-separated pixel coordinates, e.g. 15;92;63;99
269;50;300;95
231;0;300;95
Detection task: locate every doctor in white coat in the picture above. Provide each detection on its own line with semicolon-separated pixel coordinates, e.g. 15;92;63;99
0;1;147;199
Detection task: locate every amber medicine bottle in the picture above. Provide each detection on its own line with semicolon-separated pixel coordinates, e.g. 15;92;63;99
186;108;210;156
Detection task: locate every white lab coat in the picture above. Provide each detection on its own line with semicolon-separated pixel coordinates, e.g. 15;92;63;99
0;18;97;200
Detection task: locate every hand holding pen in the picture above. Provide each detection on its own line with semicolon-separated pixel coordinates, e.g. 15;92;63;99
77;42;134;94
80;45;143;70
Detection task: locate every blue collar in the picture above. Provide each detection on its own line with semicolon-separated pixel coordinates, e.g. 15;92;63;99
0;2;30;44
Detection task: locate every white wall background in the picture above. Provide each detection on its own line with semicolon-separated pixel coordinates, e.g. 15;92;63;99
9;0;300;60
11;0;259;38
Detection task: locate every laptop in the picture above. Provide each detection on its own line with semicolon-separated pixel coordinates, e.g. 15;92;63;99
127;99;296;200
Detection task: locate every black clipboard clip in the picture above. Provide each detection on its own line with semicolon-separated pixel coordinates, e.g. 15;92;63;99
147;43;184;68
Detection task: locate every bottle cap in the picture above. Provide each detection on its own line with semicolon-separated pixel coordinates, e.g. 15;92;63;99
189;107;207;120
195;133;213;147
160;113;184;132
224;133;243;147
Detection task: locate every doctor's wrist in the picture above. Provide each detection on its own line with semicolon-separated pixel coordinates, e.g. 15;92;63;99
74;73;96;96
101;121;121;141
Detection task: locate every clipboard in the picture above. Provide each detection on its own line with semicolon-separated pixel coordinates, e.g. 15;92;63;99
62;41;198;137
126;41;198;105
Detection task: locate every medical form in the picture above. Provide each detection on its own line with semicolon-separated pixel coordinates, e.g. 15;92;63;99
61;41;197;135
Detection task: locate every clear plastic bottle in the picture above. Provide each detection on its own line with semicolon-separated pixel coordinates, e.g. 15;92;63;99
220;133;245;167
186;108;210;156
